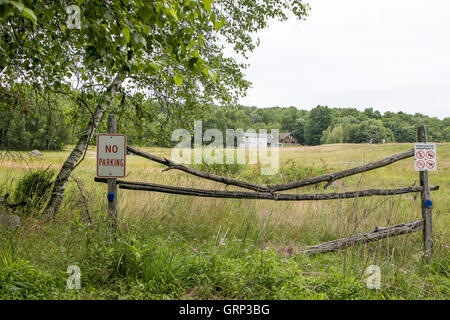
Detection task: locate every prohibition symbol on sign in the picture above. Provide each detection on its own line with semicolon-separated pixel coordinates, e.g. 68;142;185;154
426;160;435;170
414;142;437;171
416;150;425;159
416;160;425;170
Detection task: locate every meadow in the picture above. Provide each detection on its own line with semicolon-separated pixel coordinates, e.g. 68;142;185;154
0;143;449;299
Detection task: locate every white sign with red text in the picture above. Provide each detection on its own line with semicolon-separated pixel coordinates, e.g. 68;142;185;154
414;143;436;171
97;134;126;177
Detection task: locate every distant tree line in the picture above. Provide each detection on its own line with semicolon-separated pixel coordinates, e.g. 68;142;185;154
1;87;449;150
201;105;450;145
0;85;70;151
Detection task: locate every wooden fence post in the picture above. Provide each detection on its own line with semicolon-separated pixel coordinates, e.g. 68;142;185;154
418;125;433;262
107;114;117;242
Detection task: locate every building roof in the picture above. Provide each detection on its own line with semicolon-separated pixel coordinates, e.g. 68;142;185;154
280;132;293;140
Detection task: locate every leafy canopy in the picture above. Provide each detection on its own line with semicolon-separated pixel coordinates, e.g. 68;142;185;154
1;0;310;125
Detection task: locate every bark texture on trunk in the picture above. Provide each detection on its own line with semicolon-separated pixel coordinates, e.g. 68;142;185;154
45;74;124;219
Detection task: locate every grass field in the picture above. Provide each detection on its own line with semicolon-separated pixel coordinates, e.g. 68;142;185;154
0;143;449;299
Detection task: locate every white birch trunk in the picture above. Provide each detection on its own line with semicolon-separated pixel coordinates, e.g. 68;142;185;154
44;74;125;218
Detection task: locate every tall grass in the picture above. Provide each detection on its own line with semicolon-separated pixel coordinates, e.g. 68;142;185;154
0;143;448;299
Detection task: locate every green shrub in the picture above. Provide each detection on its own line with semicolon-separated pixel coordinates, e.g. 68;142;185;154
0;258;64;299
192;148;245;177
278;159;326;183
14;169;54;209
194;162;244;177
240;159;326;185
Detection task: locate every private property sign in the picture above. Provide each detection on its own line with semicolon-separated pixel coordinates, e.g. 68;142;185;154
414;143;436;171
97;134;126;177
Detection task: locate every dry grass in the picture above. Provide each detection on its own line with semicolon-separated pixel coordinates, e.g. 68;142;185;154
0;143;448;299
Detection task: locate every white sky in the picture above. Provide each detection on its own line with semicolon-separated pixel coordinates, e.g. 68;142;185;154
238;0;450;119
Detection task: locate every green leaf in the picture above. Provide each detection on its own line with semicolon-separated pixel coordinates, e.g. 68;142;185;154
7;1;37;24
202;67;216;83
173;74;183;87
214;18;226;31
122;27;130;43
169;8;178;21
209;70;217;83
9;1;24;12
210;13;216;24
21;7;37;24
202;0;212;13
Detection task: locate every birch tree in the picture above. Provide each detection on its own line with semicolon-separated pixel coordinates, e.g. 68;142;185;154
0;0;309;218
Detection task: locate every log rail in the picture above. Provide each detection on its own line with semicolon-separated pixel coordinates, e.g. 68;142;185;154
91;135;439;259
94;177;438;201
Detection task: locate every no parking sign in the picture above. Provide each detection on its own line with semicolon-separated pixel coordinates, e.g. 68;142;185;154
415;143;436;171
97;134;127;177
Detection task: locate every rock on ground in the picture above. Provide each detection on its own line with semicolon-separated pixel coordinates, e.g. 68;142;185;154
0;214;20;230
30;149;43;156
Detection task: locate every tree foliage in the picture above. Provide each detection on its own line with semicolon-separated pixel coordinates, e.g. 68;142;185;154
0;0;309;120
0;85;70;150
195;104;449;145
304;105;332;145
0;0;311;217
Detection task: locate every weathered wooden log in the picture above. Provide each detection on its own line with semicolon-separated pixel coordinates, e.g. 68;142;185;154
269;148;415;192
119;184;438;201
127;146;417;193
107;114;118;243
298;219;424;254
94;177;438;201
126;146;270;192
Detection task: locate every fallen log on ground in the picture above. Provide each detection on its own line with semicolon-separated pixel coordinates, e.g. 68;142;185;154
298;219;424;254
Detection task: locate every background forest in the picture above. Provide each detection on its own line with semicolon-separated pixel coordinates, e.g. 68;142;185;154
1;85;449;151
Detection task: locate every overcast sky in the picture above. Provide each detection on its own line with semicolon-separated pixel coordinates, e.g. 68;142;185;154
238;0;450;119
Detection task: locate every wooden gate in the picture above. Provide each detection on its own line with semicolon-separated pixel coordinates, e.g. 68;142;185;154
95;124;437;261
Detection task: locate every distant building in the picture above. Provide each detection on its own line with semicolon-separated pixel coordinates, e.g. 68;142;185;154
239;132;273;148
279;132;298;145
